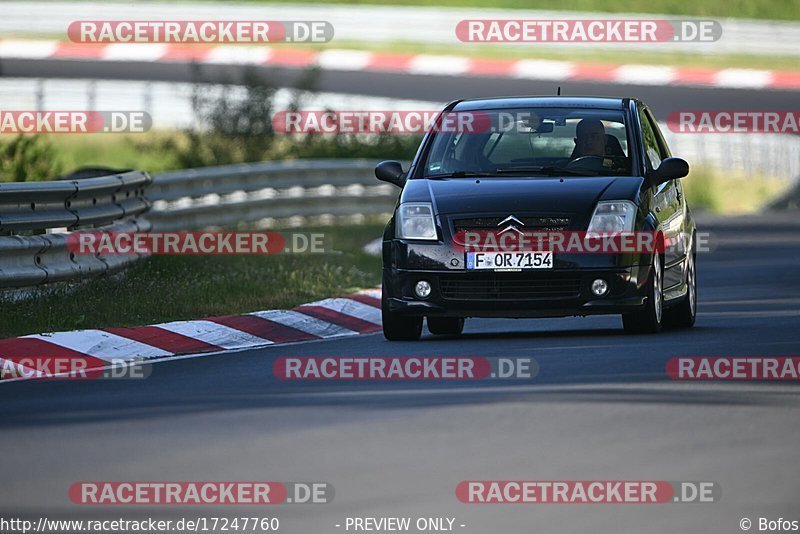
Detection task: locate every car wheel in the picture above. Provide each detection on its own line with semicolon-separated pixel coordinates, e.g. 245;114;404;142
381;290;423;341
622;253;664;334
427;317;465;336
664;252;697;329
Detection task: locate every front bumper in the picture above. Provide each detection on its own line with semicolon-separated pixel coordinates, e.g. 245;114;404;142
383;244;653;319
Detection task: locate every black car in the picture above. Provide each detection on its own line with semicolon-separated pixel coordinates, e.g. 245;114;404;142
376;96;697;340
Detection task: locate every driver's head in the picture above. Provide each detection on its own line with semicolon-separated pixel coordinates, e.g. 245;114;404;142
574;119;606;157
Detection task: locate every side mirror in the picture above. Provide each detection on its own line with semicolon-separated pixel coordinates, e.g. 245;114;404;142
649;157;689;187
375;160;406;187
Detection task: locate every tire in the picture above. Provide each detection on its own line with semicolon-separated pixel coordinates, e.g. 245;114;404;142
427;317;465;336
622;253;664;334
381;290;423;341
664;252;697;329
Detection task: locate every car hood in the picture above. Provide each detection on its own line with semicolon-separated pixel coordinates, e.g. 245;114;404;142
401;176;643;215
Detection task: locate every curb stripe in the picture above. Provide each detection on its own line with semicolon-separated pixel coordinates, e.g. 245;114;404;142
160;44;213;62
317;49;373;70
2;40;798;91
311;298;382;325
204;45;271;64
22;331;171;361
570;63;618;81
345;293;382;308
103;325;221;354
772;71;800;89
407;55;470;75
294;305;381;333
367;52;415;71
715;68;772;89
248;309;359;338
468;57;518;76
268;47;318;67
513;59;575;80
0;39;58;59
52;42;106;59
1;287;383;383
154;320;273;350
357;288;382;300
102;43;168;62
208;314;319;344
0;338;108;379
672;67;719;86
614;65;676;85
0;357;45;379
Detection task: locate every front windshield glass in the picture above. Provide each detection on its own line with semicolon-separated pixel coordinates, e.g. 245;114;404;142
421;107;632;178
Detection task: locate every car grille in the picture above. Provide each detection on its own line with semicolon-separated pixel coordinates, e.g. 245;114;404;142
439;272;582;301
452;216;571;233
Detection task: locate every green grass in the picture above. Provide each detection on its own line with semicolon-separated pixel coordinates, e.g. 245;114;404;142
0;223;384;338
47;133;185;175
683;168;792;215
233;0;798;20
33;130;421;179
15;0;797;20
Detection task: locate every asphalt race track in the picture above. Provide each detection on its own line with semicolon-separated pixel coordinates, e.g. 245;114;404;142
1;214;798;533
2;58;799;120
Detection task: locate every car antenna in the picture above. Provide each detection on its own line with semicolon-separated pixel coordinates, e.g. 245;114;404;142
557;86;561;96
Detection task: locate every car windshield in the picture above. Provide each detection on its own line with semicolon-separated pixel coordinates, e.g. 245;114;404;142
420;107;632;178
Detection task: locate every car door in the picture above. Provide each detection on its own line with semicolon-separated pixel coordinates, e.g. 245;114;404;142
638;105;685;290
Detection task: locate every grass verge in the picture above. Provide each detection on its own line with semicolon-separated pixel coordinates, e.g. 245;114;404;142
47;133;186;175
31;130;421;179
683;168;792;215
0;223;384;338
191;0;799;20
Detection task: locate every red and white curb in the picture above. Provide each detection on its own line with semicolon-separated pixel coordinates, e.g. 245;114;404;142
1;39;798;91
0;287;382;383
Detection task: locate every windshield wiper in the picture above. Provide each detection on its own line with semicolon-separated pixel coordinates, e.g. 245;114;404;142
495;166;599;177
425;171;498;179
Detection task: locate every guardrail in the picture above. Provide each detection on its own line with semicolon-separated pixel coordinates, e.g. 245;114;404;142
147;159;399;231
0;171;152;289
1;160;398;289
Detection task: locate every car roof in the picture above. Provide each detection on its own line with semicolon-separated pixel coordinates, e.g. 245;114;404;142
450;96;630;111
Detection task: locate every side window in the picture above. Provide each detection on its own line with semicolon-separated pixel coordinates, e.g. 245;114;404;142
645;109;672;158
646;109;683;201
427;132;462;174
638;108;663;171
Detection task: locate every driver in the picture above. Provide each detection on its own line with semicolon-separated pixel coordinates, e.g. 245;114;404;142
573;119;607;158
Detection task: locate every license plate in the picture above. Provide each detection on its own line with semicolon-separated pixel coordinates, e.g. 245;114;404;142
466;251;553;270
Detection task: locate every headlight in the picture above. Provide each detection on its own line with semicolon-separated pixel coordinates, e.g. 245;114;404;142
587;201;637;233
396;203;438;240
